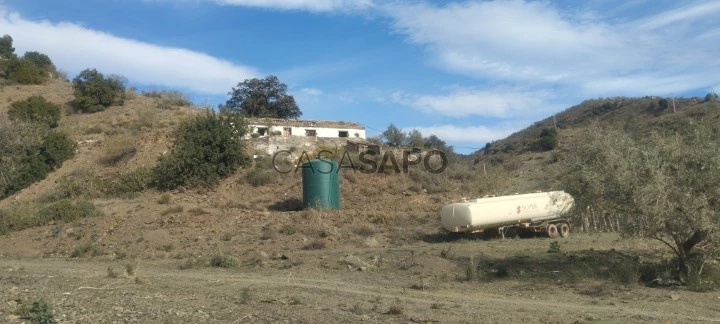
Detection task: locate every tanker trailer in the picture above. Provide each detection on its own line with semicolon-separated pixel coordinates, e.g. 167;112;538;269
439;191;574;238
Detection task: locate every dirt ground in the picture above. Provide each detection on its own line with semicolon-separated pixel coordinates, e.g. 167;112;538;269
2;232;720;324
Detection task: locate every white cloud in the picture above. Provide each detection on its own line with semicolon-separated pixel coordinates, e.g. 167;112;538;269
403;124;519;146
635;1;720;30
300;87;323;96
212;0;375;12
0;7;260;95
392;87;555;118
383;0;720;97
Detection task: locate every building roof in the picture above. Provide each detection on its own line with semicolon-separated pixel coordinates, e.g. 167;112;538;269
245;117;365;130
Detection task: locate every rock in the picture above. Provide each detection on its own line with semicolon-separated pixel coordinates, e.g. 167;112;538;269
671;294;680;301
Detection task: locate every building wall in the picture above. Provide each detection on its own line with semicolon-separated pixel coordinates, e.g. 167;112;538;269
246;125;366;140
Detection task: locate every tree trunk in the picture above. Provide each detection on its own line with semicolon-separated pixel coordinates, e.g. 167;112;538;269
677;230;708;281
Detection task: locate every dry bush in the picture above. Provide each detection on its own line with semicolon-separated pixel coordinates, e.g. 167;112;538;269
157;193;171;204
135;106;156;128
100;135;136;166
303;239;327;250
160;206;184;216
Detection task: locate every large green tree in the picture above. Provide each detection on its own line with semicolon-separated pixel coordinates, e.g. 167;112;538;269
561;121;720;282
221;75;301;119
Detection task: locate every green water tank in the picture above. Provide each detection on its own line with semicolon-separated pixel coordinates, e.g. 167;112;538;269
301;158;340;210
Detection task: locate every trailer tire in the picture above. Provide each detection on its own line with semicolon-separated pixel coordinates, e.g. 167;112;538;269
558;223;570;238
547;224;558;238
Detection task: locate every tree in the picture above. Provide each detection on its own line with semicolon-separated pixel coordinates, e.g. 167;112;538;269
71;68;126;113
705;92;718;102
0;34;15;59
404;129;424;148
221;75;301;119
381;124;406;146
560;122;720;282
423;135;448;151
8;95;61;128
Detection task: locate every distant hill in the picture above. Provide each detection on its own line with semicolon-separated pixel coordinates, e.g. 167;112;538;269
465;95;719;195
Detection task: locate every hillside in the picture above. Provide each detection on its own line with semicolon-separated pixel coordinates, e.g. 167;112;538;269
468;95;720;194
2;76;720;322
0;77;469;258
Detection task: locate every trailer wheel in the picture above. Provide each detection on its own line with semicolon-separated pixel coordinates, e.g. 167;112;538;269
547;224;558;238
558;223;570;238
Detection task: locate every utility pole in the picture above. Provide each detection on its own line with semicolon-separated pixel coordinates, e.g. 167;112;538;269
553;114;558;131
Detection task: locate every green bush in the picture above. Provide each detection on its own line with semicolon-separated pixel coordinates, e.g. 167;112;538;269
102;167;153;197
8;95;61;128
71;68;126;113
22;51;55;72
5;58;48;84
14;299;57;324
151;111;251;190
534;127;558;151
0;126;75;199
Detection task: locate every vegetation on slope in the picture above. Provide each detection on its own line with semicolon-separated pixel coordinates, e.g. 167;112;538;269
152;110;252;190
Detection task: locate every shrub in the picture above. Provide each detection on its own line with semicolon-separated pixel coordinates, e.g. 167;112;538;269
0;199;101;234
14;299;57;324
102;167;153;197
0;125;75;199
22;51;55;72
210;254;237;268
534;127;558;151
8;95;61;128
244;168;278;187
142;90;192;106
5;58;48;84
71;68;126;113
151;111;251;190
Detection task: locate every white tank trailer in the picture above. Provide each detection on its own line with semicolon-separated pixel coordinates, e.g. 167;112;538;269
439;191;575;238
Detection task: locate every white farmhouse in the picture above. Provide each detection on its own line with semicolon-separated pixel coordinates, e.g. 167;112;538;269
243;117;366;139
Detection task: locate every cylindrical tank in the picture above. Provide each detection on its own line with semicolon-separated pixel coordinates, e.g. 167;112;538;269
301;158;340;210
440;191;574;232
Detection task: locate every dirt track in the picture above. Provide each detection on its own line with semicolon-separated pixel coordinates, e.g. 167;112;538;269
3;244;720;324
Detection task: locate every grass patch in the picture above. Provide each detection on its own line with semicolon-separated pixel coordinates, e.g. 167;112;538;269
100;136;136;166
244;168;278;187
0;199;102;234
303;239;327;250
452;249;645;285
157;193;172;204
209;254;237;268
187;207;210;216
71;243;101;258
160;205;184;216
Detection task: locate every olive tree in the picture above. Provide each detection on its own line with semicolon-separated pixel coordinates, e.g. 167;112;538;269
560;121;720;281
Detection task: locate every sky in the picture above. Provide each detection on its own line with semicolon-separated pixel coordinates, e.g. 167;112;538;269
1;0;718;154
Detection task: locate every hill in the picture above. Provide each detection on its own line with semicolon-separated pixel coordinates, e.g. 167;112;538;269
2;58;720;322
467;95;720;195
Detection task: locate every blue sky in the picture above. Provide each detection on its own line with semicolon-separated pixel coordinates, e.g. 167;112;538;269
1;0;719;154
